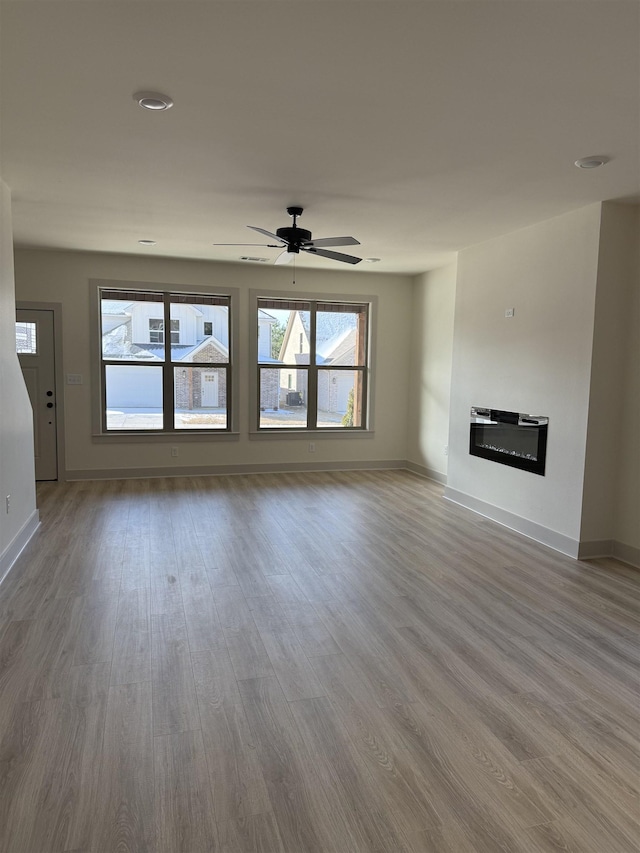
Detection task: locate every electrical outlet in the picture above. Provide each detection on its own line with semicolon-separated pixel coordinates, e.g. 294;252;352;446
5;495;10;514
171;447;178;457
308;442;316;453
505;308;515;318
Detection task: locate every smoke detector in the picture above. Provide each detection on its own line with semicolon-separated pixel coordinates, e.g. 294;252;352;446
574;156;608;169
133;91;173;111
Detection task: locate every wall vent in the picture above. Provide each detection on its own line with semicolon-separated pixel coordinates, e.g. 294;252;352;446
240;256;268;263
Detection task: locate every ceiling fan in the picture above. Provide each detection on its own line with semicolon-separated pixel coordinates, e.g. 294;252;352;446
214;206;362;265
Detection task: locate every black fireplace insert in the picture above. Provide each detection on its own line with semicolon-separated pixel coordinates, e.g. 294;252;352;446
469;407;548;475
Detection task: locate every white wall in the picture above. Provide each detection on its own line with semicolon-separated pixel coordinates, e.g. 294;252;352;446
0;180;37;573
610;207;640;557
580;203;639;549
13;249;411;477
445;204;602;553
406;261;456;482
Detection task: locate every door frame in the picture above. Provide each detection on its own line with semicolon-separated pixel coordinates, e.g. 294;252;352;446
16;301;67;482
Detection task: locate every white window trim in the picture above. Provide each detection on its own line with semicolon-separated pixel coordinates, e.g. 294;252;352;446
249;288;377;439
90;279;240;441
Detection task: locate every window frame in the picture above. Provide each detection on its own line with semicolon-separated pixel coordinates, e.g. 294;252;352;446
250;289;376;437
91;280;239;440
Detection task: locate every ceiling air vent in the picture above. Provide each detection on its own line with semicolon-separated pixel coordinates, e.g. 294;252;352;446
240;256;268;262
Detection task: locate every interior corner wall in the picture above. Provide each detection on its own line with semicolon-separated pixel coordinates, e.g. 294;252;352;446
580;203;639;551
13;249;412;477
445;204;602;555
0;179;37;572
611;206;640;558
406;261;457;482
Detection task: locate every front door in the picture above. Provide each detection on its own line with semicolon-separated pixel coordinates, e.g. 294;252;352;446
16;309;58;481
201;371;218;407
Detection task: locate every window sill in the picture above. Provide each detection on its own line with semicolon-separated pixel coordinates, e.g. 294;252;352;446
249;429;374;440
92;431;240;443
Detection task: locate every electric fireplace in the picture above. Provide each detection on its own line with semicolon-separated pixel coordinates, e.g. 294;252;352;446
470;407;548;475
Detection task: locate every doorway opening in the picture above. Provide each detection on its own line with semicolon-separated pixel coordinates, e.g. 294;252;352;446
16;304;65;481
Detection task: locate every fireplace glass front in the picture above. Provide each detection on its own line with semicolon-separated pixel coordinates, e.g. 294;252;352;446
469;408;548;475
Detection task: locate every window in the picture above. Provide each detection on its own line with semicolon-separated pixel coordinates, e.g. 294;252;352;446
149;318;179;344
99;288;232;432
16;321;37;354
256;297;369;430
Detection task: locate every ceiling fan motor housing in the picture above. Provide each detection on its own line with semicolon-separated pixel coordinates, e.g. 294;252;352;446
276;226;312;247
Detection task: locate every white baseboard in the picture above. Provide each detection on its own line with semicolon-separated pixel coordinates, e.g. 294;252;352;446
405;461;447;485
65;459;407;481
0;509;40;587
577;539;614;561
443;486;580;558
567;539;639;568
611;540;640;568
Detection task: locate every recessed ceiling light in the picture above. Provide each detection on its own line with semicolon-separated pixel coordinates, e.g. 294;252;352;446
138;239;157;246
574;156;608;169
133;91;173;111
364;257;381;263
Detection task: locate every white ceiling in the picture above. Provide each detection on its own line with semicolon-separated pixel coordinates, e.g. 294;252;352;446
1;0;638;275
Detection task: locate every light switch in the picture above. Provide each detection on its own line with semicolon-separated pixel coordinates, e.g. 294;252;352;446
66;373;83;384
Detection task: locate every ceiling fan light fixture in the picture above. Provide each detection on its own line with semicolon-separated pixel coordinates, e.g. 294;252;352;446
574;155;608;169
133;91;173;111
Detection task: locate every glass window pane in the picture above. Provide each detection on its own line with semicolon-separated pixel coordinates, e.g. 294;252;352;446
16;321;37;354
316;369;364;428
170;300;229;364
174;367;227;429
101;297;165;361
105;365;163;430
316;304;367;366
257;300;310;364
259;368;308;428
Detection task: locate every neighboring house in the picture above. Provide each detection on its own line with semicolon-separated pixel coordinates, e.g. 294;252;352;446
278;311;357;413
103;301;279;410
278;311;311;406
317;327;356;414
257;309;281;411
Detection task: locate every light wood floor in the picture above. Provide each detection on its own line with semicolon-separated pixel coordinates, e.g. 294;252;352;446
0;471;638;853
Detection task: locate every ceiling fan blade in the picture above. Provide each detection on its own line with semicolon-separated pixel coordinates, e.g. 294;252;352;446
248;226;285;244
302;247;362;265
212;243;280;246
302;236;360;248
274;250;295;265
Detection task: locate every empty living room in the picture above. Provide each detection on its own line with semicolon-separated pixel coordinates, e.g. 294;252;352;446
0;2;638;852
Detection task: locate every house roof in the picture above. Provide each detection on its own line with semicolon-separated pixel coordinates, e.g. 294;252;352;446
259;309;278;322
317;328;357;366
1;2;637;275
132;339;229;362
102;301;133;315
